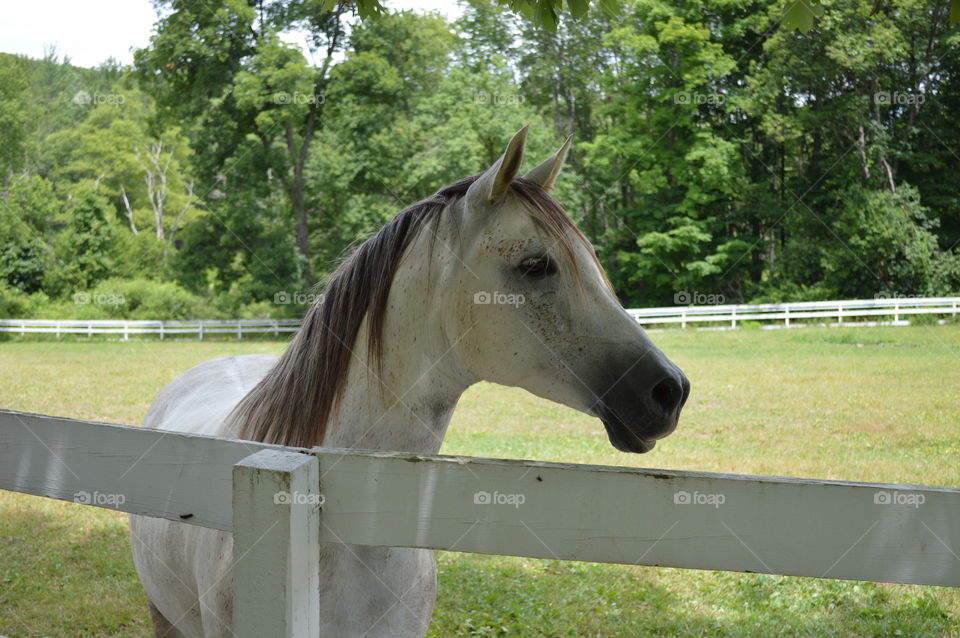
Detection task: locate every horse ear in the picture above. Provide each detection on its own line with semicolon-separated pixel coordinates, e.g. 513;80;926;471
472;126;528;204
523;135;573;192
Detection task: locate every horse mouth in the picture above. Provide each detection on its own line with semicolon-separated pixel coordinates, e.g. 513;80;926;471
602;420;658;453
594;405;660;453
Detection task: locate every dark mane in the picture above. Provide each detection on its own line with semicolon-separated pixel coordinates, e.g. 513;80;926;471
230;175;602;448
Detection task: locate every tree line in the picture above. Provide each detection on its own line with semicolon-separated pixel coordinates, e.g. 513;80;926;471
0;0;957;321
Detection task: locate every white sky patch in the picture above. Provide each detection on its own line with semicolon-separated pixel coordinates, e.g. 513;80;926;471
0;0;464;68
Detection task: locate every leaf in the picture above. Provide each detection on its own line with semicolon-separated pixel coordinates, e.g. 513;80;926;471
952;0;960;24
781;0;824;33
355;0;386;21
568;0;590;20
534;2;560;31
597;0;622;18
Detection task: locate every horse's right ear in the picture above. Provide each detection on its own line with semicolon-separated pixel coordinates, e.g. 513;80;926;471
469;126;529;205
523;135;573;192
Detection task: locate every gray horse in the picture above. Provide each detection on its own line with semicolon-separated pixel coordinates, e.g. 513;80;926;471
129;127;689;637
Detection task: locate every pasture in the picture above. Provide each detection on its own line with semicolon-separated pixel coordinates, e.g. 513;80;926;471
1;325;959;637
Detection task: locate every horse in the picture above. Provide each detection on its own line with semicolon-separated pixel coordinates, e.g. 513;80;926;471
129;126;690;637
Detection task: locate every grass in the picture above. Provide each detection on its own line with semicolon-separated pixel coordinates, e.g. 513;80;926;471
1;325;959;637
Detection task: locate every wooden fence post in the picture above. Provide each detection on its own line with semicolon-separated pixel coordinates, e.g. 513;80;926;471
233;449;320;638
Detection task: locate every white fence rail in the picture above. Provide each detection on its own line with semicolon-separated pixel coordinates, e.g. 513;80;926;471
0;318;301;340
1;410;958;636
628;296;960;329
0;298;957;340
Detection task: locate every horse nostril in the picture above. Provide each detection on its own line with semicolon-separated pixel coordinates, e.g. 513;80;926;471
650;377;682;415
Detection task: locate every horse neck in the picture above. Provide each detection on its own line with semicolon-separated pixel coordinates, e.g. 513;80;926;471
323;213;474;454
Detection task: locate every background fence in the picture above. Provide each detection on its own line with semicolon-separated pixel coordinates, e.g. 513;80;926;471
0;297;957;340
1;409;958;637
627;296;960;329
0;318;301;340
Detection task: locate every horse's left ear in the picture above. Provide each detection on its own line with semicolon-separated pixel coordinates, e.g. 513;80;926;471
523;135;573;192
470;126;529;204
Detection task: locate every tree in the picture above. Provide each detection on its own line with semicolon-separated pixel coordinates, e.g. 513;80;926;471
59;191;117;291
44;87;200;254
577;0;747;305
306;10;557;277
0;55;30;181
135;0;349;283
0;177;59;293
133;139;196;242
820;185;943;297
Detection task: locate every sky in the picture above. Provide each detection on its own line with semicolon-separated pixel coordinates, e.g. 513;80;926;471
0;0;463;68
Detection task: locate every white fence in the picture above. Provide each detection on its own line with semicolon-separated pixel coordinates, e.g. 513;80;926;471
0;318;301;340
1;410;957;636
0;298;957;340
628;296;960;329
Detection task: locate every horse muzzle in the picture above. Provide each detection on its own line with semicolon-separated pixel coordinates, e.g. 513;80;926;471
591;357;690;454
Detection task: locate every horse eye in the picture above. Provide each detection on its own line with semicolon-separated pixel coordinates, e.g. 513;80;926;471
518;255;558;278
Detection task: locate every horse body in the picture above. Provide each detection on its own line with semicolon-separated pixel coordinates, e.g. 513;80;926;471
131;208;477;637
130;128;690;637
131;352;449;636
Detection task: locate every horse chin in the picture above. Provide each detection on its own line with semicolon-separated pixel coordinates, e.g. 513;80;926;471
601;419;657;454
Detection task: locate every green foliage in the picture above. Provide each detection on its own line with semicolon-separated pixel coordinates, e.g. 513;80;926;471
0;282;43;318
58;191;116;291
170;197;304;307
2;0;959;319
820;185;941;298
0;55;30;177
309;12;556;275
112;231;171;280
0;238;46;294
0;176;61;294
781;0;825;33
85;277;215;319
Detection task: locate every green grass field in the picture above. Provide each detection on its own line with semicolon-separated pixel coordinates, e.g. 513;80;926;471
1;325;959;637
